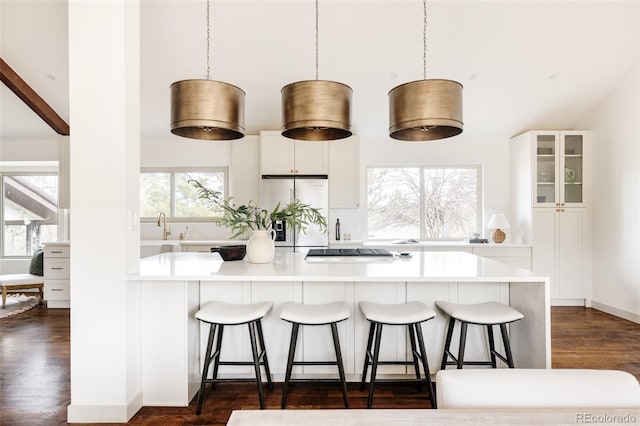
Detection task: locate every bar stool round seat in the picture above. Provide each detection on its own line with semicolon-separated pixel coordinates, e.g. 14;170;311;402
359;301;437;409
359;301;435;325
280;301;350;325
435;301;523;325
196;300;272;325
435;301;524;371
195;301;274;415
280;301;351;409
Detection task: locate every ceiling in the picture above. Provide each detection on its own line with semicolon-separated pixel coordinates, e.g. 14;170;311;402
1;0;639;142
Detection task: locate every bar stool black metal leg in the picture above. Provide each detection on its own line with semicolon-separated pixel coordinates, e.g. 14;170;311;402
210;324;225;388
367;322;383;409
360;322;375;390
196;323;217;415
414;322;436;408
256;319;274;390
281;322;300;409
487;324;497;368
407;324;422;390
500;323;515;368
330;322;349;408
248;321;266;409
440;317;456;370
457;322;468;369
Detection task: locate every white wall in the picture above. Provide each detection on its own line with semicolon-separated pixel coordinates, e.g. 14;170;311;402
576;63;640;321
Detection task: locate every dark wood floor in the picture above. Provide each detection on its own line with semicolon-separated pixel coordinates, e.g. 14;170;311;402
1;306;638;425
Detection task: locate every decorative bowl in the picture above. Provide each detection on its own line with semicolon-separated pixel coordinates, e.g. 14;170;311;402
210;245;246;261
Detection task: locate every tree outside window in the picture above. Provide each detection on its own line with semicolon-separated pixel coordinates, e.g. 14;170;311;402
140;169;226;219
367;166;480;240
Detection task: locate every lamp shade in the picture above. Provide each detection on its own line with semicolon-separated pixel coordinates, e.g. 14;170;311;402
281;80;353;141
389;79;463;141
487;213;510;230
170;79;245;140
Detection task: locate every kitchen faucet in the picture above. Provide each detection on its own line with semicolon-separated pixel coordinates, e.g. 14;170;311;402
157;212;171;240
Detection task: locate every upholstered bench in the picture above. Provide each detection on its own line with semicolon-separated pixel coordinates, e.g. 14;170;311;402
0;274;44;309
436;369;640;408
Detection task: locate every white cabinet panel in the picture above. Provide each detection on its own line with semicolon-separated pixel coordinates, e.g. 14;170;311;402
532;208;587;300
354;282;406;375
200;281;250;375
301;282;354;375
329;136;360;208
251;281;302;376
43;243;70;308
230;136;260;206
260;131;328;175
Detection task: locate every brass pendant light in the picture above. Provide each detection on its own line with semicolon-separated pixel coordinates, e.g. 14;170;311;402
281;0;352;141
170;0;245;140
389;0;463;141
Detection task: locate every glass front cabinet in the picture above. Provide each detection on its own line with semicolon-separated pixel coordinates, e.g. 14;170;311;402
533;131;588;208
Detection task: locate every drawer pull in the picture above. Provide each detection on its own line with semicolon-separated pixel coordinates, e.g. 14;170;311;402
51;288;64;292
51;267;65;270
51;251;64;254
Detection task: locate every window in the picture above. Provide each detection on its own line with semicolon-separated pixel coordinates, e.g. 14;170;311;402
367;166;481;240
140;168;226;220
2;174;59;256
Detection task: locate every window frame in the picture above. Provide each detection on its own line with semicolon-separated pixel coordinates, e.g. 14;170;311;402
366;164;483;241
1;170;59;258
139;167;228;223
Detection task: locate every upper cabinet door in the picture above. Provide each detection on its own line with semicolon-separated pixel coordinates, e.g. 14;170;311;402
293;140;329;175
534;132;559;207
533;131;588;208
260;131;328;175
260;131;295;175
560;132;586;207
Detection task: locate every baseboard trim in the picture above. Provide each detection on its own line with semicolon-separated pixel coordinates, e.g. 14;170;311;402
67;392;143;424
551;298;585;307
591;301;640;325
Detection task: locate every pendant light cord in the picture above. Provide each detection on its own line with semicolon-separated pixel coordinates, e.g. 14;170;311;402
206;0;211;80
423;0;427;80
315;0;319;80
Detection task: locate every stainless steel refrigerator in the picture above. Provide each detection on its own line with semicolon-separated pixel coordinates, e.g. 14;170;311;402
260;176;329;248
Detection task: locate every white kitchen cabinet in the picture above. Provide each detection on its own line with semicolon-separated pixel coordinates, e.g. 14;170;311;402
510;130;591;305
230;135;260;207
329;136;360;208
511;131;589;208
260;130;328;175
532;208;588;301
43;242;70;308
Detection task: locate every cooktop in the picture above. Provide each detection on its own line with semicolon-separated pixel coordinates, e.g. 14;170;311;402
306;248;393;257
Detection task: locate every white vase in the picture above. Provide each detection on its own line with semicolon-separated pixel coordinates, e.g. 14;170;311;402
246;229;276;264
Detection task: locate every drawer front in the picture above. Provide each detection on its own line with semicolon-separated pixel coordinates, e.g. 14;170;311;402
44;259;70;279
44;280;70;300
44;246;70;258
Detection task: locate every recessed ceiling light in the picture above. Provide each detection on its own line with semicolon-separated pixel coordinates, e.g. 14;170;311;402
45;73;56;80
548;73;558;80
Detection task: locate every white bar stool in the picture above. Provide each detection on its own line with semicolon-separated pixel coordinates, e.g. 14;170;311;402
435;301;524;370
280;301;351;409
359;301;437;408
195;300;274;414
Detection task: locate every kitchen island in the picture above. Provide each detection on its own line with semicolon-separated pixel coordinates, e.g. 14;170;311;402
130;250;550;406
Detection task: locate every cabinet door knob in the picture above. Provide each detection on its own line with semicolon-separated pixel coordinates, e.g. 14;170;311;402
556;209;560;212
560;209;565;212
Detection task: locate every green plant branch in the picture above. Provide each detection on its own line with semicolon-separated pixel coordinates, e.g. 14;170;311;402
189;180;327;239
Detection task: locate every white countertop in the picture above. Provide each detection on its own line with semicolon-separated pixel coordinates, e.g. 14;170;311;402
364;240;531;248
132;250;546;283
140;239;245;246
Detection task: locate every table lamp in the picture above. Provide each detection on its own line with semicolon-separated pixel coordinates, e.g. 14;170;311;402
487;213;510;244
